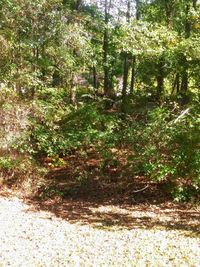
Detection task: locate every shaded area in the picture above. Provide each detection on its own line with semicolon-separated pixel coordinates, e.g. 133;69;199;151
26;197;200;235
20;168;200;236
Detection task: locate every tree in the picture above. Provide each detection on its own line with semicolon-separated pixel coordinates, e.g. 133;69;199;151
130;0;141;95
121;0;131;112
103;0;112;97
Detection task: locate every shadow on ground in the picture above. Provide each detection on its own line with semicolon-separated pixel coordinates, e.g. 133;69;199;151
21;170;200;236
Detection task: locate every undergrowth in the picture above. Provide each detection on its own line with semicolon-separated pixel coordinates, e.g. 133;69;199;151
0;88;199;201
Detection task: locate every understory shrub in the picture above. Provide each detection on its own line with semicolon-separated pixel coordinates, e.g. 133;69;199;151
1;88;199;201
29;96;119;157
125;102;200;200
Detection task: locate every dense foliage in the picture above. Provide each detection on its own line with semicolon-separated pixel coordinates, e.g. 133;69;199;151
0;0;199;201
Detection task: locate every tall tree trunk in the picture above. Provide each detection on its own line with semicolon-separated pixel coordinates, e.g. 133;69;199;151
122;0;131;112
176;73;180;93
129;0;140;95
180;3;192;93
135;0;140;20
130;56;136;95
103;0;111;97
69;0;82;106
103;29;109;96
193;0;198;9
93;65;97;95
122;55;130;100
181;65;188;92
157;57;165;99
70;73;77;108
164;0;178;96
171;73;180;95
164;0;174;28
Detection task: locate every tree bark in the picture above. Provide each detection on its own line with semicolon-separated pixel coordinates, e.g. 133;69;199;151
164;0;174;28
122;0;131;112
157;57;165;99
129;0;140;96
171;73;180;95
70;73;77;108
130;56;136;95
180;3;192;93
93;65;97;95
193;0;198;9
103;0;111;97
122;55;129;100
135;0;140;20
181;64;188;92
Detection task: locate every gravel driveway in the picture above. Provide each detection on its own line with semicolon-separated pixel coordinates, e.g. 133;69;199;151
0;196;200;267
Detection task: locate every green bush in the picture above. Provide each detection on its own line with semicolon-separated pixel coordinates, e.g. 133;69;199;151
0;157;16;170
28;95;119;157
7;86;199;201
124;102;200;200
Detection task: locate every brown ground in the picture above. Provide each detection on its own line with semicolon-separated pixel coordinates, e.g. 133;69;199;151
1;171;200;234
0;170;200;267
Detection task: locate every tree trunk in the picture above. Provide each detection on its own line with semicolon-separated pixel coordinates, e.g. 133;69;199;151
171;73;180;95
193;0;198;9
181;66;188;92
130;56;136;95
129;0;140;96
176;73;180;93
121;0;131;112
180;3;192;93
157;57;165;99
103;29;110;96
164;0;174;28
122;56;129;99
70;73;77;108
93;65;97;95
135;0;140;20
103;0;111;97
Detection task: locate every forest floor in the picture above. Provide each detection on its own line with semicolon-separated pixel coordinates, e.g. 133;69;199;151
0;183;200;267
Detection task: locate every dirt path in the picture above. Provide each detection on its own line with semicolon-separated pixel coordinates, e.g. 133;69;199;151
0;194;200;267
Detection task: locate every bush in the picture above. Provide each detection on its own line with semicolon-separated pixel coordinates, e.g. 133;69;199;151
28;95;119;157
1;87;199;201
0;157;16;170
125;102;200;200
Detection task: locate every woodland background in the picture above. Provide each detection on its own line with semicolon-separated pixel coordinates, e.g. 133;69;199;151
0;0;199;202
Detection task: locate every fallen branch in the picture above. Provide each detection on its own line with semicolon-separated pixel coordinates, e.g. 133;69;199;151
133;185;149;193
174;108;190;123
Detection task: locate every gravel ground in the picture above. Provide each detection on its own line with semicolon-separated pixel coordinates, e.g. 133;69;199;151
0;196;200;267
